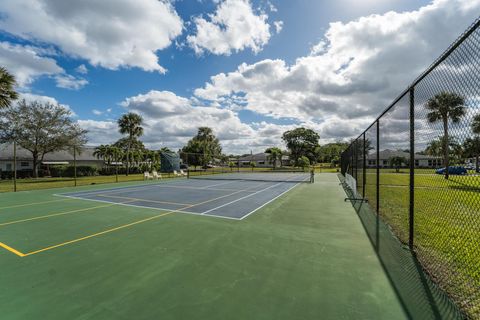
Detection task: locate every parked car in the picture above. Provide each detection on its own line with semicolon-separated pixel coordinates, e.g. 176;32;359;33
435;166;468;175
465;164;475;170
179;164;188;170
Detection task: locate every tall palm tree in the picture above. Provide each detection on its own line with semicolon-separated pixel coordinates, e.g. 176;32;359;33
93;144;110;170
468;114;480;172
265;147;282;169
107;146;123;182
117;113;143;175
0;67;18;109
473;114;480;135
426;92;465;179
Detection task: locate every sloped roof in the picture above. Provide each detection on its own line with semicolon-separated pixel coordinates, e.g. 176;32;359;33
366;149;441;160
238;153;269;161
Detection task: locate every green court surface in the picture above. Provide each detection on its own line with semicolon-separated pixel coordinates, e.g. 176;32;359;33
0;174;417;319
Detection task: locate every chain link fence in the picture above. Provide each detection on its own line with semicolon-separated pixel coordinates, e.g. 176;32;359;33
341;18;480;319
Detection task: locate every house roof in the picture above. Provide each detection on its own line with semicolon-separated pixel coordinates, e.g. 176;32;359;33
0;144;102;161
238;153;269;161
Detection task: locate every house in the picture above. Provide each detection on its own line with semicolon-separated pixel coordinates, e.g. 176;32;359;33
0;143;105;173
365;149;442;168
235;153;289;168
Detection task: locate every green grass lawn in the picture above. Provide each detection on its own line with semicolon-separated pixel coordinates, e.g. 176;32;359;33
360;170;479;319
0;174;410;320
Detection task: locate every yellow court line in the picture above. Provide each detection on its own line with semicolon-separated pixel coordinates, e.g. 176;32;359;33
0;242;25;257
0;203;117;227
23;211;174;256
21;182;268;257
95;194;191;206
0;198;74;211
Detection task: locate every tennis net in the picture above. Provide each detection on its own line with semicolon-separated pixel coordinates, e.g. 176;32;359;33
187;168;312;183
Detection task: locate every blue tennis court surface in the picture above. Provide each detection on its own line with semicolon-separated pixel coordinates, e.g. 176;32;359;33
55;175;308;220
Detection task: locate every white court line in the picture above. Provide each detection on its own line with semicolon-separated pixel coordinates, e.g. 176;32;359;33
200;176;307;216
54;192;242;221
239;180;305;220
56;179;185;197
153;184;257;193
55;176;309;221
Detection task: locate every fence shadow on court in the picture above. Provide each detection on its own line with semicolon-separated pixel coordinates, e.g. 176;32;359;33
339;175;462;320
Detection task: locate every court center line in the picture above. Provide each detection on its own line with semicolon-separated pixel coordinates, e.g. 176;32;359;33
20;181;269;257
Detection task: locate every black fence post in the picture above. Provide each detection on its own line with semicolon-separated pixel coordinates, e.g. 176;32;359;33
376;120;380;214
362;132;366;199
376;120;380;252
409;87;415;250
13;140;17;192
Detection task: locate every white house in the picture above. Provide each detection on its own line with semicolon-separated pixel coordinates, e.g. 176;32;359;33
366;149;442;168
0;143;105;173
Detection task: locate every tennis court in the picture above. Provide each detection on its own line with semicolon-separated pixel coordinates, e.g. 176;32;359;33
57;171;310;220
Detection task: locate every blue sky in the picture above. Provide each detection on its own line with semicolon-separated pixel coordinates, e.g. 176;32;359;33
0;0;478;153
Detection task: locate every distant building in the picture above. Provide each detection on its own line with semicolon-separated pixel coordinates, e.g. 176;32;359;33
366;149;442;168
234;153;289;168
0;144;105;172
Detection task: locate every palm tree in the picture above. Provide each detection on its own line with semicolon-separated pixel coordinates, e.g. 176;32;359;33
265;147;282;169
468;114;480;172
389;156;407;173
93;144;110;171
107;146;123;182
473;114;480;135
0;67;18;109
426;92;465;179
117;113;143;176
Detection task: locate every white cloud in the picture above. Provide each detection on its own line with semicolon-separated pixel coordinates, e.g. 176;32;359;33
0;42;63;86
0;41;88;90
77;120;121;145
92;109;103;116
273;21;283;34
75;64;88;74
194;0;480;141
0;0;183;73
187;0;272;55
55;74;88;90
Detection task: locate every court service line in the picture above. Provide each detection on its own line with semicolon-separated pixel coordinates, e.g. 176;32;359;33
20;181;269;257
